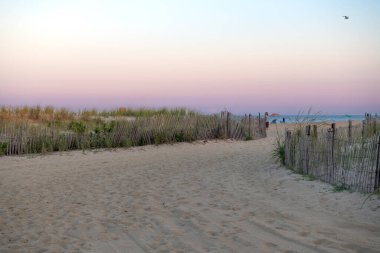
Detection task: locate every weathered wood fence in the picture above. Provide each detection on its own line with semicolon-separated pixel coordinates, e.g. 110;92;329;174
284;114;380;192
0;111;267;156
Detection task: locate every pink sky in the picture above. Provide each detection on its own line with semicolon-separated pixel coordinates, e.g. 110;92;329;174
1;1;379;114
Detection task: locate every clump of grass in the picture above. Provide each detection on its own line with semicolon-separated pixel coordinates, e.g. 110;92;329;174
121;138;133;148
0;105;76;122
302;174;316;181
290;107;326;136
80;109;98;121
333;183;349;192
100;107;199;118
0;143;8;156
68;121;86;134
272;123;286;165
54;108;75;121
244;133;253;141
174;131;187;142
0;106;201;123
272;136;285;165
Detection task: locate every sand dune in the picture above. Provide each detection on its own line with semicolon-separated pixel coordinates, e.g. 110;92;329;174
0;125;379;253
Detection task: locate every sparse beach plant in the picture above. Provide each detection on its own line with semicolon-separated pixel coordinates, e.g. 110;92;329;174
244;133;253;141
68;121;86;134
103;121;116;133
272;124;286;165
0;143;8;156
29;106;41;120
57;135;68;151
174;131;186;142
121;138;133;148
333;183;349;192
290;107;325;135
302;174;316;181
272;136;286;165
55;108;74;121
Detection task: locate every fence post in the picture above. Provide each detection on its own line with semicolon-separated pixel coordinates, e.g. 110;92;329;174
258;113;261;136
306;125;311;136
226;111;230;138
244;114;247;137
375;135;380;190
248;114;252;139
348;120;352;142
312;125;317;139
285;131;291;167
305;125;311;174
264;113;268;137
368;113;373;136
373;115;377;135
330;123;336;183
252;115;256;139
221;111;226;138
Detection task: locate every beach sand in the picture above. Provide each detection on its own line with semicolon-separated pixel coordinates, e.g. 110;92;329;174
0;124;379;253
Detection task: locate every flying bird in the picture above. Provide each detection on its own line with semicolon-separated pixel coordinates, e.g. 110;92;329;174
343;16;349;20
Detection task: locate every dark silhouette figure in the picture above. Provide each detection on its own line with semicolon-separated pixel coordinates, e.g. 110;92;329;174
343;16;349;20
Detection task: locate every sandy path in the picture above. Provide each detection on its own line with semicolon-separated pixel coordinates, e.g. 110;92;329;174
0;126;379;253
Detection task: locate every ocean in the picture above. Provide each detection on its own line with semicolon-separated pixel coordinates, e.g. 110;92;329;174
266;114;373;123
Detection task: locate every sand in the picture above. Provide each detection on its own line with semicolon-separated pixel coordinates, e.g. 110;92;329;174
0;125;379;253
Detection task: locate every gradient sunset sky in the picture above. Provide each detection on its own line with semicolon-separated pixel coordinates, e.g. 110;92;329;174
1;0;379;114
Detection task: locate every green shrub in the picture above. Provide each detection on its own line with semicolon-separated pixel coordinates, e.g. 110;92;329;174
272;137;285;165
57;134;69;151
333;183;349;192
138;136;145;146
121;138;133;148
302;174;316;181
153;133;164;145
44;139;54;153
0;142;8;156
68;121;86;133
41;142;48;154
153;131;171;145
174;131;196;142
244;133;253;141
103;121;115;133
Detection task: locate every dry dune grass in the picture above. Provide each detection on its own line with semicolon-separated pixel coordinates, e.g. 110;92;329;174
0;124;379;253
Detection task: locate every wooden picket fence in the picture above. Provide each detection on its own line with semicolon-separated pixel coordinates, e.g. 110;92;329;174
0;111;267;156
284;114;380;193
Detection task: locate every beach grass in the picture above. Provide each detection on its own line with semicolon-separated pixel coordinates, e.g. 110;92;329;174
0;105;198;122
0;106;267;156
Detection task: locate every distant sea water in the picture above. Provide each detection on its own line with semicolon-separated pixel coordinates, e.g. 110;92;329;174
267;114;370;123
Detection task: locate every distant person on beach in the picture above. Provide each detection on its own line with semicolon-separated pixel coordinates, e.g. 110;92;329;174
283;117;285;123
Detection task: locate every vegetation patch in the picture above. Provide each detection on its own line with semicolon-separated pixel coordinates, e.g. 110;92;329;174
0;107;268;156
332;183;350;192
302;174;316;181
244;133;253;141
272;137;285;165
0;143;8;156
68;121;86;134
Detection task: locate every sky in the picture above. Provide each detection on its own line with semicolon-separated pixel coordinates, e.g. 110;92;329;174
0;0;379;114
